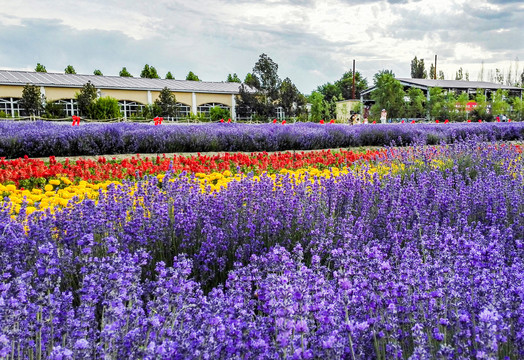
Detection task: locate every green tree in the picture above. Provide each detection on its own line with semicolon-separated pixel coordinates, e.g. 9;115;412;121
429;63;436;79
165;71;175;80
308;91;330;122
427;87;446;119
405;87;426;118
20;84;43;118
411;56;427;78
236;83;261;119
491;89;510;115
438;70;445;80
93;69;103;76
76;81;97;117
90;97;121;119
44;101;65;119
154;87;178;118
470;90;491;121
64;65;76;74
512;96;524;120
227;73;241;83
209;106;230;121
370;71;405;118
244;73;260;88
316;82;341;118
252;53;281;104
140;64;160;79
335;71;368;99
35;63;47;73
186;71;200;81
279;77;304;117
119;67;133;77
455;67;463;80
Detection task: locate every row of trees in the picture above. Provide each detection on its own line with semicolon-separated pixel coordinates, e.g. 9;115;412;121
35;63;244;83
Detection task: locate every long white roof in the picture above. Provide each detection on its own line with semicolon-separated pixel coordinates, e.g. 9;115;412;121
0;70;245;94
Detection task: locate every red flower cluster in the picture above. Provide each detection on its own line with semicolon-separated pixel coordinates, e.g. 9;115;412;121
0;149;384;187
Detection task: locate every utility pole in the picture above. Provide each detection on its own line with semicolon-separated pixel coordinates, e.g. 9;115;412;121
352;59;356;99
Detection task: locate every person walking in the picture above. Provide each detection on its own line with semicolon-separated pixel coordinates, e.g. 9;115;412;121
380;109;387;124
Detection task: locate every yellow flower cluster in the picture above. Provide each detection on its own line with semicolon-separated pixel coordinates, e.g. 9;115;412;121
0;178;121;216
2;165;395;218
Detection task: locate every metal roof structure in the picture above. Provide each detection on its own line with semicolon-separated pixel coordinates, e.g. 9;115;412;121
0;70;245;94
361;78;523;96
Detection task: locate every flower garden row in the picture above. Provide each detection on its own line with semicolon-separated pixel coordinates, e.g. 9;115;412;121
1;121;524;158
1;139;523;359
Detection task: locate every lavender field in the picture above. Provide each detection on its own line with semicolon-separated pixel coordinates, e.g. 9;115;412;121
1;138;523;359
0;121;523;158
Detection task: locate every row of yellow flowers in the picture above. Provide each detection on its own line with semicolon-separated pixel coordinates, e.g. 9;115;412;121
1;162;412;218
5;155;508;218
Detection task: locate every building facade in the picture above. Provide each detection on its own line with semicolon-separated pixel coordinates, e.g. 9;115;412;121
0;70;245;120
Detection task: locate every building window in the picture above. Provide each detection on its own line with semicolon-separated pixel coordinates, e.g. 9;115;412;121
0;98;21;117
175;102;191;120
119;100;144;119
54;99;79;117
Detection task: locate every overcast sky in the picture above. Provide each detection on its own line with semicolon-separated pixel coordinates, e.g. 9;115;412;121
1;0;523;93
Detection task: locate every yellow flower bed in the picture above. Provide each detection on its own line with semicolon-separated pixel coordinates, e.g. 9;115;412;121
1;164;405;217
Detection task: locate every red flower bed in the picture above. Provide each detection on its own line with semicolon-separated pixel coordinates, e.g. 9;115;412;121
0;149;383;186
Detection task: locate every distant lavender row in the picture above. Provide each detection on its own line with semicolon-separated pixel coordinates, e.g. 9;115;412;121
1;120;523;158
1;141;523;358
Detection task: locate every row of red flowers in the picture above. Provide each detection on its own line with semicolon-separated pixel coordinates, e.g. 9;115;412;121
0;149;383;187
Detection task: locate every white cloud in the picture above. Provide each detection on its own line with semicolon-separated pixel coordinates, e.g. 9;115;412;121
0;0;522;92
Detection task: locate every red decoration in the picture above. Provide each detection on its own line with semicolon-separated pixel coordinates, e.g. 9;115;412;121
71;115;81;126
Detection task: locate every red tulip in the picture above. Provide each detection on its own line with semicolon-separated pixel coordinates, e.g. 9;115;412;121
282;120;286;125
273;119;277;123
227;118;231;123
478;119;482;123
320;119;324;124
401;120;405;124
467;119;471;123
372;121;376;124
411;120;415;124
436;120;439;123
220;119;224;123
329;119;335;124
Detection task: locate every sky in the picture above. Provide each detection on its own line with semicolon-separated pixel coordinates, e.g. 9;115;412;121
0;0;523;94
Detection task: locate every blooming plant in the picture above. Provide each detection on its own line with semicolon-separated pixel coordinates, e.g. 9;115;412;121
0;140;523;359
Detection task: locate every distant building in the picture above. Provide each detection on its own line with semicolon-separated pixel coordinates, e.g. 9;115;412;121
0;70;246;120
361;78;523;104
